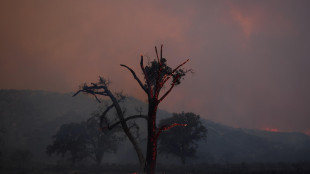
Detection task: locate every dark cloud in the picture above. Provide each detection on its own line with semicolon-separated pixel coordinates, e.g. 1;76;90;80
1;0;309;133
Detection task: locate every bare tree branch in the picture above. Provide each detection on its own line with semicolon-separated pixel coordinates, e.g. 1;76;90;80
83;84;106;90
120;64;148;94
106;115;148;130
162;59;189;84
99;103;116;130
155;46;164;97
91;93;101;103
155;46;160;63
72;90;82;97
160;44;163;60
158;75;180;103
171;59;190;76
73;81;111;102
73;89;106;103
140;55;153;97
97;96;126;131
73;76;146;168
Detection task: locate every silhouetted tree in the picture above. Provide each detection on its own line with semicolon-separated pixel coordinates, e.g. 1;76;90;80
47;120;121;165
74;80;147;169
85;116;121;165
158;112;207;164
73;45;191;174
46;123;89;164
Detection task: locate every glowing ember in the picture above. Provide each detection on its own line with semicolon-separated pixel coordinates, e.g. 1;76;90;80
264;128;279;132
304;130;310;136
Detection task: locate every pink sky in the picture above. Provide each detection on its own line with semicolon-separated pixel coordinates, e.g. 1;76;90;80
1;0;310;134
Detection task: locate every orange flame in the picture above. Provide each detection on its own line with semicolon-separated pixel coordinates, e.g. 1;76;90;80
264;128;279;132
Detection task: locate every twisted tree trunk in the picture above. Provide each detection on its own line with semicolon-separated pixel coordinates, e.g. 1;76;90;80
105;88;146;170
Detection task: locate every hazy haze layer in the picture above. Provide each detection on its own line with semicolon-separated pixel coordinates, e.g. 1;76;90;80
1;0;310;133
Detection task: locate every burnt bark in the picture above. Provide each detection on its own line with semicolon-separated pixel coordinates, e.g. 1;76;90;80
122;45;190;174
145;98;159;173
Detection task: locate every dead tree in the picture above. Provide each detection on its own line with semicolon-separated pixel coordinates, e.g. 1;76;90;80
74;45;190;174
73;78;146;169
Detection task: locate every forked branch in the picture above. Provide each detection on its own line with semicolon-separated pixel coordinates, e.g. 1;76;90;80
158;74;180;103
105;115;148;130
98;102;116;130
162;59;189;84
73;85;109;103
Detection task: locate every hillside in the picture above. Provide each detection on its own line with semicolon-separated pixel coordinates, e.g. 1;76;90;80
197;120;310;163
0;89;310;165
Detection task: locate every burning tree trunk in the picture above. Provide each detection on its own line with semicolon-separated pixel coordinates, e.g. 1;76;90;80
74;45;191;174
122;45;190;174
145;98;158;173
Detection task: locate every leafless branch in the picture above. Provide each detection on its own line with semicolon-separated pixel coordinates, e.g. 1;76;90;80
72;79;112;103
140;55;153;97
120;64;148;94
105;115;148;130
158;74;180;103
72;90;82;97
99;103;116;129
160;44;163;60
155;46;160;63
92;93;101;103
155;45;164;97
73;89;106;103
162;59;189;84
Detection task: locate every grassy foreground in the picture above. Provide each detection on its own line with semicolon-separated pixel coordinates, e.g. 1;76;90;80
1;162;310;174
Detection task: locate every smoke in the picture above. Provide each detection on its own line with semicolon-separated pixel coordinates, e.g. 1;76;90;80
1;0;310;133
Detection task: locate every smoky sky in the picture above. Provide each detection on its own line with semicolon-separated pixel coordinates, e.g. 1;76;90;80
1;0;310;133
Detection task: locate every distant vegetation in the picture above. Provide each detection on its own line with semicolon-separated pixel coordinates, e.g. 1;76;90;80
46;120;122;165
1;89;310;173
159;112;207;164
